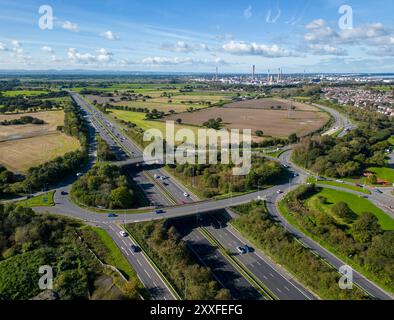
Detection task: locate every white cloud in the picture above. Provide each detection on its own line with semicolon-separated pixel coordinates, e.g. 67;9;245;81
243;6;252;20
68;48;113;64
161;41;193;53
11;40;24;57
308;44;347;56
195;43;210;51
141;56;227;66
0;42;7;51
304;19;393;47
100;30;119;41
366;46;394;57
61;21;79;32
96;48;113;62
222;41;295;57
306;19;326;30
41;46;54;53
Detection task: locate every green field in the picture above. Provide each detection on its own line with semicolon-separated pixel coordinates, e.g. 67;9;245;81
307;188;394;230
109;110;199;136
2;90;49;97
16;191;55;207
389;136;394;145
85;88;232;113
368;167;394;184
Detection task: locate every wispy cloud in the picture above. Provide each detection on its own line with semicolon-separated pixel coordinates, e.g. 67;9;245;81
243;6;252;20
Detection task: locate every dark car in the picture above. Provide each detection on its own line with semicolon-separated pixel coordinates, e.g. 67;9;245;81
107;213;118;218
61;191;68;196
131;245;140;253
155;209;165;214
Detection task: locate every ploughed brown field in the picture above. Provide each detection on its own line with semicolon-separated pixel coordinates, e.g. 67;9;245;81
224;97;317;111
0;111;64;141
0;110;80;173
164;102;329;138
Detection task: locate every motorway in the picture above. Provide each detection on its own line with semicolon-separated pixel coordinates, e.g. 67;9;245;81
312;102;354;137
175;218;264;300
202;214;315;300
100;223;174;300
30;93;393;300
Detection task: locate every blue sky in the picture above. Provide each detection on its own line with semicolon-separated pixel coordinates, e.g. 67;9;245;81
0;0;394;73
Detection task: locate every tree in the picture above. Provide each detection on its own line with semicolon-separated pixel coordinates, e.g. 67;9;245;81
351;212;382;243
288;133;298;144
255;130;264;137
368;174;378;185
110;186;134;209
331;202;355;223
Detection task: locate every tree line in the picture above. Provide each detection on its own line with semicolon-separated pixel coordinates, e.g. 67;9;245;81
292;109;393;178
168;156;286;198
0;204;141;300
231;201;369;300
0;101;89;197
0;115;45;126
282;184;394;293
126;220;231;300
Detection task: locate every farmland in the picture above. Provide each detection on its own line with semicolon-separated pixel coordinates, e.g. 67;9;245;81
224;97;317;111
0;110;64;141
108;110;199;136
1;90;49;97
0;110;80;173
0;133;81;173
164;105;329;138
85;89;232;113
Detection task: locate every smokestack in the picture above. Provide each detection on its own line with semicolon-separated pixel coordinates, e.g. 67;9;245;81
252;65;255;81
267;69;270;82
278;68;280;83
215;66;218;81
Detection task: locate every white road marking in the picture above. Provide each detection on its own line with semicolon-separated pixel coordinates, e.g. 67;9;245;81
285;286;290;292
136;259;142;266
144;269;152;279
277;288;282;293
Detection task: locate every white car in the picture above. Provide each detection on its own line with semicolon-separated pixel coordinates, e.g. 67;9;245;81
120;231;128;237
183;192;190;197
277;190;283;194
76;172;83;177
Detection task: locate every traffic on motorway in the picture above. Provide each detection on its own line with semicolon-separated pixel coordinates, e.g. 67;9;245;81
29;92;393;301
